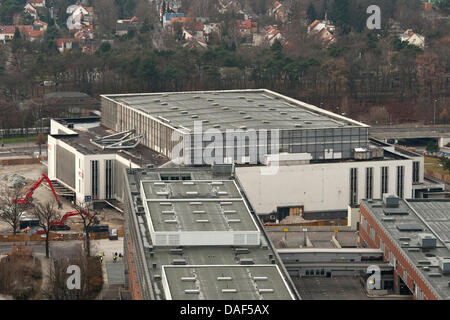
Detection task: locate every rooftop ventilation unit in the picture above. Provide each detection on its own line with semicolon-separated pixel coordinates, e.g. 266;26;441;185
383;194;399;208
418;233;437;249
428;273;442;278
258;289;274;293
170;249;184;255
184;289;200;294
439;258;450;273
217;277;232;281
181;277;196;281
396;224;423;232
383;208;408;216
239;258;255;265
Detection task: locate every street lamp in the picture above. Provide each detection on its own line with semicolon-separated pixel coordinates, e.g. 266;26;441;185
434;99;437;125
302;228;308;247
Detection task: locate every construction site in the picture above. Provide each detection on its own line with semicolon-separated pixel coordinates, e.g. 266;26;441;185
0;160;126;300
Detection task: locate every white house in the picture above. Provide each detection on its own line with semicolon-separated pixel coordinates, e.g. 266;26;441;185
399;29;425;48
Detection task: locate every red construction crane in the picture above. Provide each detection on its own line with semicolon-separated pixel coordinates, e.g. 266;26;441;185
13;173;62;208
49;209;96;229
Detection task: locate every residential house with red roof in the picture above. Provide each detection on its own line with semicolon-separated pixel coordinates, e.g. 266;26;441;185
307;19;336;45
236;19;258;35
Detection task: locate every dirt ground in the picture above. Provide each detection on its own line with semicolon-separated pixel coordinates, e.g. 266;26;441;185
0;164;124;234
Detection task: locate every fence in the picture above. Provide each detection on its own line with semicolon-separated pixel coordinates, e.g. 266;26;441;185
0;228;124;242
0;127;50;138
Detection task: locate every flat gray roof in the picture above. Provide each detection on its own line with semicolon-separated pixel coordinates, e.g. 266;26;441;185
54;122;169;166
125;167;300;300
141;180;258;232
408;200;450;243
361;199;450;300
103;89;368;132
162;265;294;300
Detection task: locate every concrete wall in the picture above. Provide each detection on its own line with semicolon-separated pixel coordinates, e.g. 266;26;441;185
236;159;414;215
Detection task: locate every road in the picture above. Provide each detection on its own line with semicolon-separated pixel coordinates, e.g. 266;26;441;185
370;125;450;140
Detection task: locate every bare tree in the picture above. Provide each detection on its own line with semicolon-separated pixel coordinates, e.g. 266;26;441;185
0;186;24;235
42;245;103;300
72;202;100;257
33;201;60;258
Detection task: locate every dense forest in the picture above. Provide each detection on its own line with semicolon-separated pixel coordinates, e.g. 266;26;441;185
0;0;449;129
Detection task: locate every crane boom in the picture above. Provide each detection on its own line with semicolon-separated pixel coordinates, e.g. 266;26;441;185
13;173;61;207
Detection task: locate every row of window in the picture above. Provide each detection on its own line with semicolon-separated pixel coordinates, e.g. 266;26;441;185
350;165;407;206
362;215;429;300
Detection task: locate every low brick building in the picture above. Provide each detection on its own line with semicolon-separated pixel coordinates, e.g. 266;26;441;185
360;196;450;300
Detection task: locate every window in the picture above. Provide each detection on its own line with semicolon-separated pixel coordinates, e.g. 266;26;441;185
370;227;375;241
91;160;99;199
366;167;373;199
105;159;114;199
361;215;367;230
397;166;404;198
412;161;419;183
350;168;358;206
381;166;388;196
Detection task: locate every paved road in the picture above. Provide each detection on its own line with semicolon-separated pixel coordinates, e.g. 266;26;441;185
370;125;450;139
